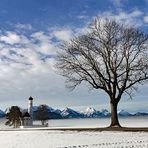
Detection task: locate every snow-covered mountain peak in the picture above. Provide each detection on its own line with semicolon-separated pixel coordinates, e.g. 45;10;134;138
84;107;96;115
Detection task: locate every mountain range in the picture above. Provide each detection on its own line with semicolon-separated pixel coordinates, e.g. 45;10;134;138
1;106;148;119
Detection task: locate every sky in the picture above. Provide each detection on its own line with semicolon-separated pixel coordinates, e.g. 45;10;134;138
0;0;148;112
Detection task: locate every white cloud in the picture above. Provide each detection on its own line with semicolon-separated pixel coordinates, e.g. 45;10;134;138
52;29;73;41
0;30;58;79
31;31;51;42
0;32;21;45
130;9;143;17
31;31;57;54
143;16;148;23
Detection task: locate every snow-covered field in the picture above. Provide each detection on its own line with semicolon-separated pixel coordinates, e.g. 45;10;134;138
0;117;148;148
0;130;148;148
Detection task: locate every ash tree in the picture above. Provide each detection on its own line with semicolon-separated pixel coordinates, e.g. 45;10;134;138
56;18;148;127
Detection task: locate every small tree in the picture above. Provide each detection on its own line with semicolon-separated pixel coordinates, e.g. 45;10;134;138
56;18;148;127
36;105;49;126
5;106;22;128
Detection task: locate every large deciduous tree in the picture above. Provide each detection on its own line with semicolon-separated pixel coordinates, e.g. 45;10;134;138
56;18;148;127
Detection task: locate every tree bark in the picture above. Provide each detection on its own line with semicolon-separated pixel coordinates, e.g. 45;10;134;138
110;101;121;127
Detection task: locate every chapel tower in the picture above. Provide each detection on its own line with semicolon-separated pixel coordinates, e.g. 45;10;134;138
28;96;33;125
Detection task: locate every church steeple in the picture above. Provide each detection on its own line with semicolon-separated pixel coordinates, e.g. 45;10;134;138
28;96;33;125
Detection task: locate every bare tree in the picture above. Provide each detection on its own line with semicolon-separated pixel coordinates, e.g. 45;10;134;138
5;106;22;128
36;105;49;126
56;18;148;127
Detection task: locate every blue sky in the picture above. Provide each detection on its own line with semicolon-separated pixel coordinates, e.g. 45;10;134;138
0;0;147;112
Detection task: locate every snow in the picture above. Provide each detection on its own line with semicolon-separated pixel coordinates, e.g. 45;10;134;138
0;118;147;148
0;130;147;148
83;107;96;115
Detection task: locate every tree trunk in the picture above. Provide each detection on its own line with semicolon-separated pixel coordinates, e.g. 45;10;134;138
110;101;121;127
41;120;44;126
